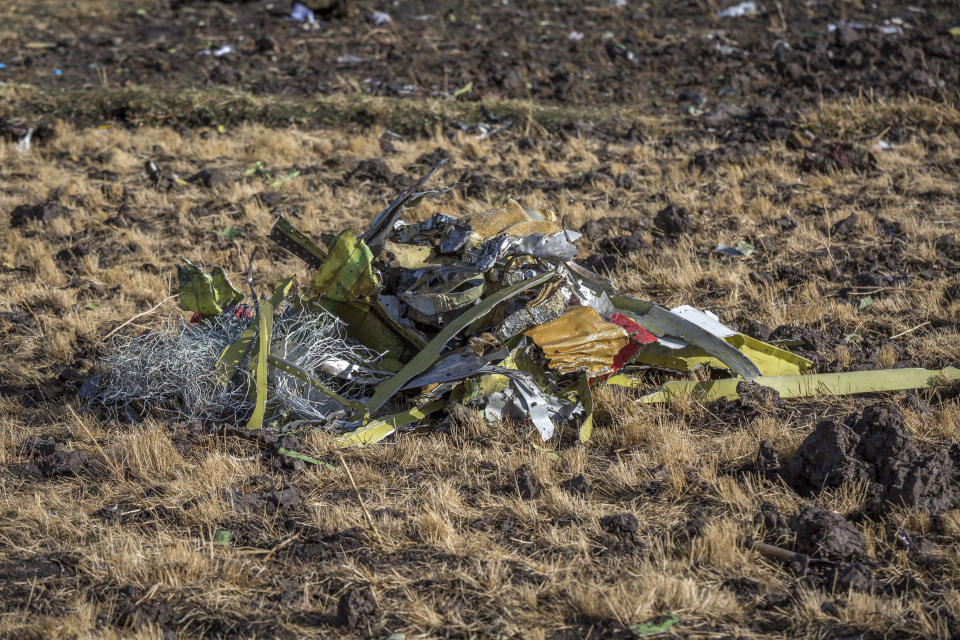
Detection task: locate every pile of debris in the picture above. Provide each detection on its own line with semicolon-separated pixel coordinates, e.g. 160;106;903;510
86;161;960;446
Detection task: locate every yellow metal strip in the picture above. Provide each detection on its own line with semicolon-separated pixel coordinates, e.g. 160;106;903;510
217;276;295;380
574;376;594;443
635;367;960;404
245;299;274;430
335;399;447;447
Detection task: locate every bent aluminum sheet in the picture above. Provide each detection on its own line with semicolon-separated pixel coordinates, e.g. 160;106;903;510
611;295;762;380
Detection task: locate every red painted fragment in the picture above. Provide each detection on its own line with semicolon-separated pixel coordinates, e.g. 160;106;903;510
609;313;657;344
609;312;658;370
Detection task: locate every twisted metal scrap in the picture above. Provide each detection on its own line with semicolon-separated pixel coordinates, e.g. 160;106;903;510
92;306;384;424
268;307;386;422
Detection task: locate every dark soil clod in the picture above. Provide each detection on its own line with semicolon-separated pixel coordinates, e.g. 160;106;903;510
336;586;378;629
514;466;540;499
190;168;228;188
10;201;76;227
44;449;91;477
561;474;590;497
790;507;867;562
600;513;638;540
653;203;691;237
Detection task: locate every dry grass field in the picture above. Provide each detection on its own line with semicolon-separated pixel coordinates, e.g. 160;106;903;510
2;91;960;639
3;0;960;638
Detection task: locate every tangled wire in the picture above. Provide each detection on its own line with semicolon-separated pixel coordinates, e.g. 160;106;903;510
91;304;385;425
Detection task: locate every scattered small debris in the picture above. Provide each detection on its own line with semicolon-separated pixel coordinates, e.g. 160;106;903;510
289;3;317;25
716;2;757;19
336;55;371;65
199;45;233;57
369;11;391;26
14;128;32;153
629;614;680;637
714;240;755;257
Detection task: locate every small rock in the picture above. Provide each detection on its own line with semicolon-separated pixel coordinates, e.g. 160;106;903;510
682;516;708;538
749;440;781;480
191;168;228;188
835;24;860;48
599;230;647;255
653;203;691;237
255;37;276;53
44;449;90;477
786;129;814;150
830;213;858;236
677;90;706;107
775;216;798;231
264;486;304;512
935;234;956;255
258;191;283;207
346;158;392;184
832;563;874;591
758;501;784;531
740;319;772;341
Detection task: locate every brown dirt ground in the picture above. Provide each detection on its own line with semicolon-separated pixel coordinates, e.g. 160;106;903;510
2;1;960;639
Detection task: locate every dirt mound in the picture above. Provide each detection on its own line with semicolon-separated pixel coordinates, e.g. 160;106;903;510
784;404;958;513
561;474;590;497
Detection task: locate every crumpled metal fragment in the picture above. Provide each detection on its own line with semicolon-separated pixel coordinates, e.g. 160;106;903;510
494;284;569;342
307;229;380;303
463;231;582;271
524;305;629;375
482;368;581;440
177;260;243;317
399;267;488;327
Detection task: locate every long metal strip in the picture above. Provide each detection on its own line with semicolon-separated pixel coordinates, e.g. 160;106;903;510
269;216;327;268
245;299;274;430
615;366;960;403
335;399;447;447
